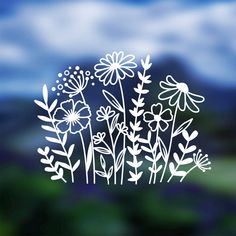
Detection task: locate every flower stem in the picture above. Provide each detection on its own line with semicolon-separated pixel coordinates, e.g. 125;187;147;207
118;79;126;185
47;108;74;183
45;153;67;183
167;141;189;183
131;69;147;185
79;131;88;184
149;128;159;184
106;119;117;184
180;165;197;182
80;92;96;184
160;106;178;182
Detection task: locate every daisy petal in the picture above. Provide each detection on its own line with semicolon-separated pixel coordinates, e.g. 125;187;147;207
166;75;178;85
186;94;200;113
120;67;135;78
119;54;135;64
100;58;111;66
158;89;178;101
188;92;205;103
160;81;176;90
178;93;186;111
169;91;181;106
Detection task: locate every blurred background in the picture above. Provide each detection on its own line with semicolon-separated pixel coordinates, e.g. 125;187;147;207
0;0;236;235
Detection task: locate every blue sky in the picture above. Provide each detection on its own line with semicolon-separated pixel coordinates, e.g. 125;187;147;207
0;0;236;97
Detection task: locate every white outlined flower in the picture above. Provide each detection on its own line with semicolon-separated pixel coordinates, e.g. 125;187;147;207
193;150;211;172
158;75;205;113
93;132;106;145
96;106;115;122
116;122;128;135
53;99;91;134
94;51;137;86
143;103;173;132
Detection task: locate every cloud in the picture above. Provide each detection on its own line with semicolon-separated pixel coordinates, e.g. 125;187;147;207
0;0;236;96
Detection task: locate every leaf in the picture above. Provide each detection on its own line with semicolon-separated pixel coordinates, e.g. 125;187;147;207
116;149;126;171
148;165;162;174
182;130;190;141
189;130;198;141
180;158;193;165
46;137;60;144
42;125;56;132
68;144;75;158
102;90;124;112
96;171;106;178
100;155;106;169
178;143;186;153
45;146;50;155
169;162;176;175
138;138;149;144
40;158;50;164
55;161;71;170
94;147;111;155
62;133;67;145
37;148;45;156
159;139;167;162
37;115;51;122
43;84;48;104
169;162;186;177
52;149;67;157
185;145;197;153
34;100;47;110
49;99;58;112
72;160;81;172
51;175;61;181
128;171;143;182
173;153;180;163
111;114;119;133
173;119;193;137
108;167;113;178
145;155;154;162
85;142;93;172
51;168;64;181
45;167;56;172
141;146;152;153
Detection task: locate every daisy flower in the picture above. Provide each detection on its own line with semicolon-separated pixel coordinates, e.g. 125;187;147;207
158;75;205;113
93;132;106;145
143;103;173;132
96;106;115;122
193;149;211;172
53;99;91;134
94;51;137;86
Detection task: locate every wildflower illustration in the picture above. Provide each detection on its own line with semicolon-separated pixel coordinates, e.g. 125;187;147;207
35;51;211;184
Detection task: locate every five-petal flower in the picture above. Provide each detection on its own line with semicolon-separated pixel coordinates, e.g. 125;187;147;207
143;103;173;132
54;99;91;134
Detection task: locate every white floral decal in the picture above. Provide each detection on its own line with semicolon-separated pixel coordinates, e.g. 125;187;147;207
34;52;211;185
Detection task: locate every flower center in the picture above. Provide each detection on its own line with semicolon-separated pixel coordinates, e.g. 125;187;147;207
154;114;162;122
110;63;120;70
66;112;80;123
177;83;189;93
